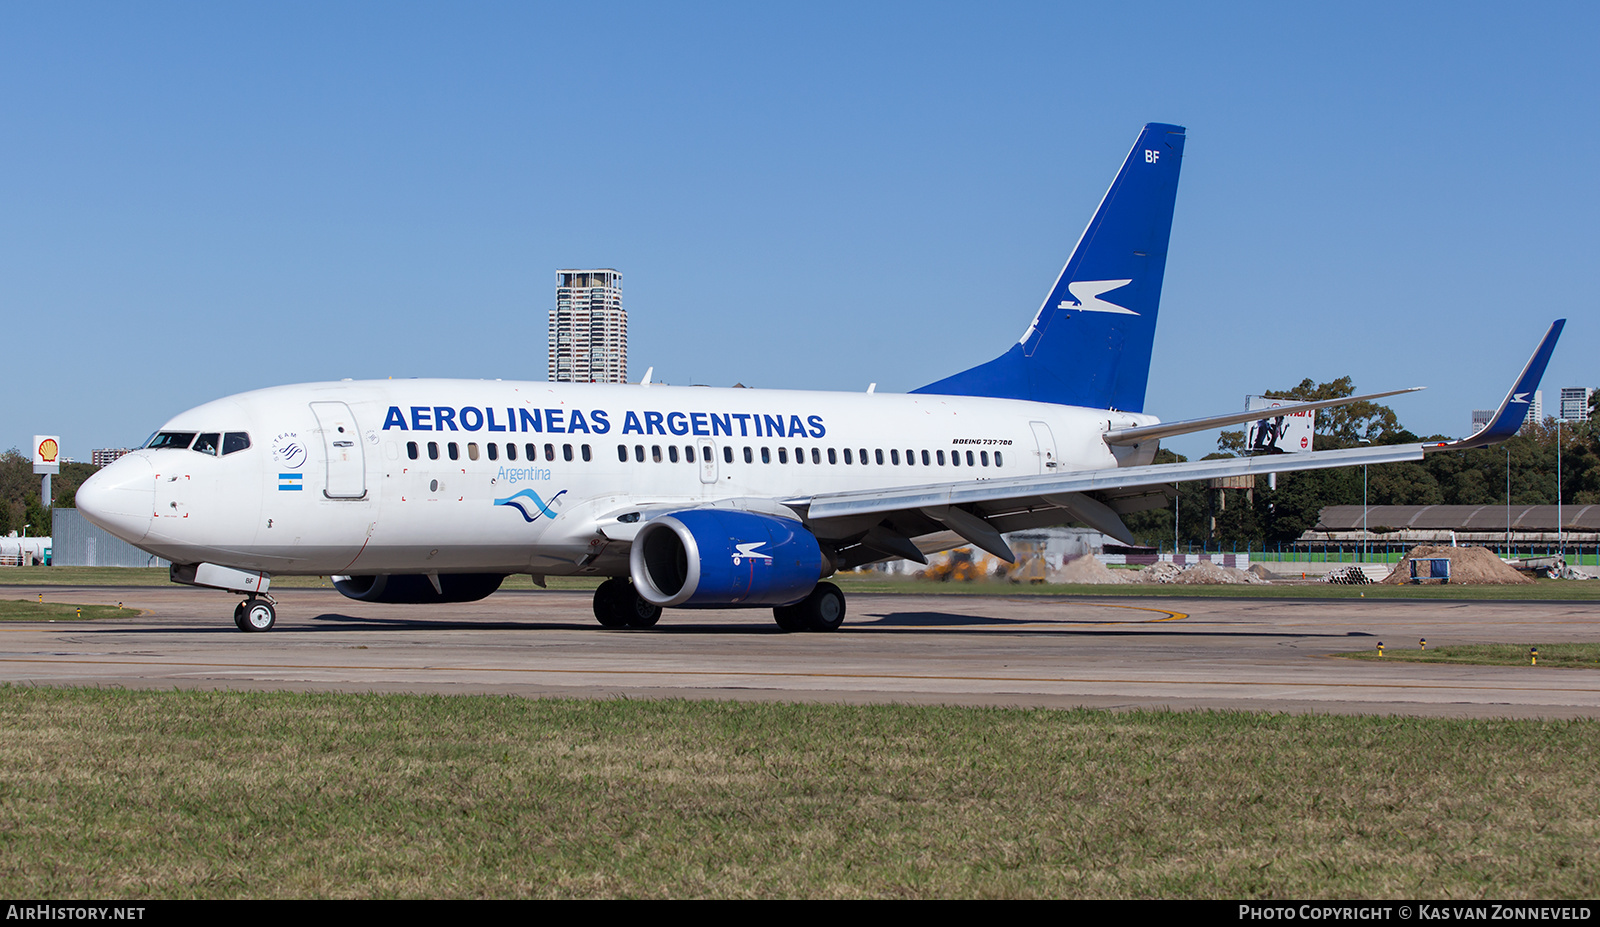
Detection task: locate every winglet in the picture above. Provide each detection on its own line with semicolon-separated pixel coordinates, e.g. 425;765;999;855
1428;320;1565;451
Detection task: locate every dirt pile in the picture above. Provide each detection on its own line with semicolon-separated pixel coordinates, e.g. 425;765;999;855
1381;546;1533;585
1049;555;1135;584
1139;561;1264;585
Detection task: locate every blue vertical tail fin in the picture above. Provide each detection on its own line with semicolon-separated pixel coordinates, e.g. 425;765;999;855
913;123;1185;412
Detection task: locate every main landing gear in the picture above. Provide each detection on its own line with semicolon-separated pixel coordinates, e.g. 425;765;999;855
773;582;846;633
589;578;848;632
593;578;662;629
233;595;277;632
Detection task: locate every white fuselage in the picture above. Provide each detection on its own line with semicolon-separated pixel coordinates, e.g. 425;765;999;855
80;380;1160;577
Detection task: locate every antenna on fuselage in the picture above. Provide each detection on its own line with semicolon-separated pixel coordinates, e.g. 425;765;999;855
867;383;876;394
640;367;654;387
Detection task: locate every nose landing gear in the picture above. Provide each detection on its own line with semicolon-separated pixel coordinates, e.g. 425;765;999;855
233;595;277;632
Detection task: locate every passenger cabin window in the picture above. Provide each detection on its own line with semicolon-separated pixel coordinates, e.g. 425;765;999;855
222;433;251;455
486;443;498;461
467;443;480;461
506;443;517;460
192;433;221;456
723;447;733;464
407;441;419;460
428;441;440;460
147;432;196;450
448;442;460;461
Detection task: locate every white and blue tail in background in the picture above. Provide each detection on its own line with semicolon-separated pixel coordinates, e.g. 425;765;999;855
914;122;1186;413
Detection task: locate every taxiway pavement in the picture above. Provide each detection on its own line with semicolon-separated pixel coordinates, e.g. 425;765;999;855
3;585;1598;718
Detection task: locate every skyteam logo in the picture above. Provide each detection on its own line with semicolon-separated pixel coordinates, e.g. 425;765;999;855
271;432;307;470
1058;279;1136;315
494;488;567;523
732;542;772;565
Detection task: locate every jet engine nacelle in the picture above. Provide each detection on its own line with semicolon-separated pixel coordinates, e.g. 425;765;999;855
630;510;826;608
332;573;506;604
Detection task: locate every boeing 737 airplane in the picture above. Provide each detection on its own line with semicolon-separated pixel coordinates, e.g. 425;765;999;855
76;123;1565;633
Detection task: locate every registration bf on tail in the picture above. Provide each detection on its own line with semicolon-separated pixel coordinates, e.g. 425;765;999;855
76;124;1565;633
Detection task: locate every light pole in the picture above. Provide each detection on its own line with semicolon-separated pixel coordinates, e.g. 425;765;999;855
1557;418;1563;555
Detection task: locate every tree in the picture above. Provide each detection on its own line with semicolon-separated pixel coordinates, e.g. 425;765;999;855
1263;376;1404;449
22;494;50;538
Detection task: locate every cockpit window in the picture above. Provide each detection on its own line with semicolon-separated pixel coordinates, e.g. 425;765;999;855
146;432;196;450
193;433;221;456
222;433;251;455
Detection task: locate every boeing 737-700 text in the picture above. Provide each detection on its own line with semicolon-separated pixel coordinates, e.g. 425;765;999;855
75;124;1564;632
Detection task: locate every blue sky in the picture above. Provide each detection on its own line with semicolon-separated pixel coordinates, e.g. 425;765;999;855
3;1;1596;460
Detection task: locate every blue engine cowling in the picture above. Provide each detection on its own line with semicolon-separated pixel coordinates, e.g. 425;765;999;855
630;510;826;608
332;573;506;604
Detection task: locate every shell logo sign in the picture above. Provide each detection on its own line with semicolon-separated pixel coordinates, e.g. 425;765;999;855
33;435;61;474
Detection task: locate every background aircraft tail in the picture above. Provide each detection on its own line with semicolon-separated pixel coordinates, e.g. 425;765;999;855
913;123;1185;412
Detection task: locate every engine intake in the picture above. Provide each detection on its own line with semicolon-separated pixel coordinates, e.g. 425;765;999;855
630;510;826;608
332;573;505;604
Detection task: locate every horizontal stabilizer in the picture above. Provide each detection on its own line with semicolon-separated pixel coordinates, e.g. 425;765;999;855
1105;387;1424;446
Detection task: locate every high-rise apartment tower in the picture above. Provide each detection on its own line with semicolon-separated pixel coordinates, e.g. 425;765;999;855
1559;387;1594;423
549;269;627;383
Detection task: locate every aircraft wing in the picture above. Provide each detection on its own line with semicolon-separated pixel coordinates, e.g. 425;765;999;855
793;319;1565;565
790;442;1425;562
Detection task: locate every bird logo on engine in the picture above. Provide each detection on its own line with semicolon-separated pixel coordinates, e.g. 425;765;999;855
732;542;772;565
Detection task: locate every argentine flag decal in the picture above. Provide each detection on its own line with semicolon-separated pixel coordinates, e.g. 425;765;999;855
278;473;303;491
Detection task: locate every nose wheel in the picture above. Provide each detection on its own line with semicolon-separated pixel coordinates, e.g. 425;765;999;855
233;596;277;632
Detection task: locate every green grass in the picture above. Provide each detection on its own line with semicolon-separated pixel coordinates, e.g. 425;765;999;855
0;689;1595;898
0;599;140;621
1344;643;1600;669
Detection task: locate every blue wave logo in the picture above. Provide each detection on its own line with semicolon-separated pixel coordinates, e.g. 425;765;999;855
494;488;567;523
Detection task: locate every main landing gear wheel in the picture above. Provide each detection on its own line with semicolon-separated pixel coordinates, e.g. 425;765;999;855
235;597;276;632
593;578;662;629
773;581;846;632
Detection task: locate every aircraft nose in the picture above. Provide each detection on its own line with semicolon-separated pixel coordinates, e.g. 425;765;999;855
76;454;154;544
